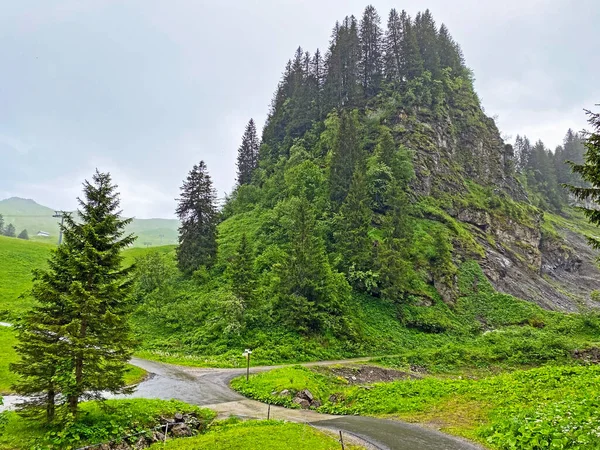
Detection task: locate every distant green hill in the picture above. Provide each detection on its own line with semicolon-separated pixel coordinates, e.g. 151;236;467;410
0;197;179;247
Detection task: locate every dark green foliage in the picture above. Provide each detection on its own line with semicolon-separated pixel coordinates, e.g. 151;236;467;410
334;164;373;286
11;171;136;421
0;213;4;235
329;109;362;206
176;161;219;274
414;10;440;77
275;197;350;334
359;5;383;97
567;108;600;249
17;229;28;240
236;119;260;185
3;223;15;237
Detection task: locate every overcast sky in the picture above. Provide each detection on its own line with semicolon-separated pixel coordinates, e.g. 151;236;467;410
1;0;598;218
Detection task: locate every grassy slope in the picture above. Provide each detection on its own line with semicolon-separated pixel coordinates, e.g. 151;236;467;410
151;420;362;450
0;236;52;317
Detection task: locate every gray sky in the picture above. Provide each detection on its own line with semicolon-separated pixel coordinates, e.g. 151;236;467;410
1;0;598;218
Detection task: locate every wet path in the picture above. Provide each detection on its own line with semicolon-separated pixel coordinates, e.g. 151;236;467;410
0;352;484;449
123;358;483;450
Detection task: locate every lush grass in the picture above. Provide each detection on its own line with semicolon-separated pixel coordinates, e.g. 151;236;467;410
232;365;600;449
0;236;168;320
0;326;146;394
149;419;362;450
0;327;18;395
0;399;214;450
0;236;52;318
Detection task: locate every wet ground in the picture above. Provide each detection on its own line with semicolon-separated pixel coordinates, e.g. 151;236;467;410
1;356;484;449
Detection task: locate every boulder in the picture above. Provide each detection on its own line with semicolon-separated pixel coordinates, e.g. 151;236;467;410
297;389;314;402
292;397;311;409
174;413;184;423
279;389;290;397
170;423;193;438
311;399;322;409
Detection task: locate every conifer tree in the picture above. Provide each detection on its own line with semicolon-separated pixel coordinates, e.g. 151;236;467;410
325;17;361;107
176;161;218;274
414;10;440;77
4;223;15;237
236;119;260;185
384;9;403;82
399;11;423;79
228;233;256;311
11;171;136;421
0;213;4;235
334;164;373;278
276;197;348;333
437;24;464;74
329;110;362;206
17;229;29;240
566;109;600;249
359;5;383;96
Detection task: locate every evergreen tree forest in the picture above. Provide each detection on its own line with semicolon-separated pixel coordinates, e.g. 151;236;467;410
131;5;594;362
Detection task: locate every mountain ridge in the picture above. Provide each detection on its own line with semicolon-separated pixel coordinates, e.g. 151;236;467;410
0;197;179;247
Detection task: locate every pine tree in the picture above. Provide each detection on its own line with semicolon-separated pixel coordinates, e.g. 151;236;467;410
384;9;403;82
176;161;219;274
359;5;383;97
399;11;423;79
11;170;136;421
566;109;600;249
329;110;362;206
414;10;440;77
334;164;373;278
437;23;464;74
4;223;16;237
236;119;260;185
17;229;29;240
0;213;4;235
378;183;412;302
228;233;256;311
276;197;348;333
324;17;361;107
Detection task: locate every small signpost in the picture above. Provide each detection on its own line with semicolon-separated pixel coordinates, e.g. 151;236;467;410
242;349;252;381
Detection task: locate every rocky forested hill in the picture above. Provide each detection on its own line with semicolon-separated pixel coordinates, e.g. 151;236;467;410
132;6;598;361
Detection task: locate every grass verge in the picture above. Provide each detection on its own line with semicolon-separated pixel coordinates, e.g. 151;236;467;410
148;418;363;450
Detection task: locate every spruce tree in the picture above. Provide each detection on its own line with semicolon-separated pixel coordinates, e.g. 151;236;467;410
384;9;403;82
437;24;464;74
359;5;383;96
329;109;362;206
334;164;373;279
17;229;29;240
228;233;256;311
399;11;424;79
0;213;4;235
414;10;440;77
176;161;218;274
276;197;347;333
11;170;136;421
566;109;600;249
236;119;260;185
4;223;15;237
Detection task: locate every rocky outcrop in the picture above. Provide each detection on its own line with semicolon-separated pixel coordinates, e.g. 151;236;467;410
95;413;207;450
